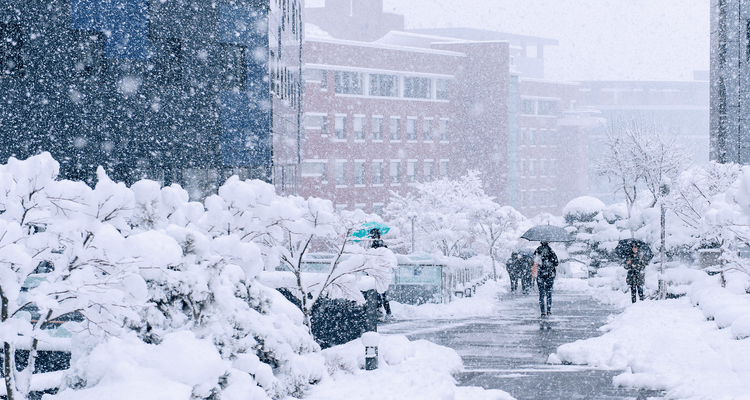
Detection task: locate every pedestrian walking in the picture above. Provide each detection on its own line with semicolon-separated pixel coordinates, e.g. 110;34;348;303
370;228;392;320
533;241;558;317
519;252;533;294
625;243;649;303
506;252;523;293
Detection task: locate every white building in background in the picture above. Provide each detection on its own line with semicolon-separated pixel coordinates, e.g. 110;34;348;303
578;77;710;204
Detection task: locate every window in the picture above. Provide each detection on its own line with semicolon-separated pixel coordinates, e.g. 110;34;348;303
301;162;327;182
519;191;525;208
335;161;346;185
521;99;535;115
407;118;416;141
540;159;546;177
407;161;416;183
538;100;557;115
390;117;400;141
305;115;328;136
156;38;182;85
519;129;526;146
334;71;363;94
354;161;365;185
436;79;449;100
424;161;434;182
1;23;23;77
304;69;327;89
439;120;449;141
529;130;536;146
404;77;431;99
390;161;400;184
372;117;382;140
529;159;535;177
336;161;346;186
539;130;546;146
373;204;384;216
335;115;346;139
423;119;433;141
372;162;383;185
354;116;364;140
221;44;247;90
439;160;448;179
549;130;557;147
369;74;398;97
519;159;525;177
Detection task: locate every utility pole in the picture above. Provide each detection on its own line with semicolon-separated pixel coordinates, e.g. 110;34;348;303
659;183;670;300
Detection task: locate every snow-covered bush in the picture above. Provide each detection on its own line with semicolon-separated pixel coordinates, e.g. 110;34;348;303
0;153;398;400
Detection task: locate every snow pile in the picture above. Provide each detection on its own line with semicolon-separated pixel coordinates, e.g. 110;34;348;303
550;270;750;399
563;196;606;223
304;335;514;400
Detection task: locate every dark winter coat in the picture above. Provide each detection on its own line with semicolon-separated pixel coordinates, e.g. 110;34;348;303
624;250;648;286
534;244;558;280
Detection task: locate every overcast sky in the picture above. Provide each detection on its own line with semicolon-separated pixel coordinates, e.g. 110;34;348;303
308;0;709;82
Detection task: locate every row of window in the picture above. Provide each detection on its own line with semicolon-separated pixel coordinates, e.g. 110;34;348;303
518;158;557;178
304;69;450;100
305;114;449;141
519;129;557;147
520;98;559;116
518;189;558;209
303;160;449;186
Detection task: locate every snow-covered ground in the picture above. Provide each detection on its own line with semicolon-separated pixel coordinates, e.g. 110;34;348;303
297;279;514;400
549;267;750;400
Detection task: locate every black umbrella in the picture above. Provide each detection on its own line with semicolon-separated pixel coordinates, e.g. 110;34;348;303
520;225;574;242
614;239;654;263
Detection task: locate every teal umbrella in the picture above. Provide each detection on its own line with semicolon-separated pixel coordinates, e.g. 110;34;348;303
351;222;390;238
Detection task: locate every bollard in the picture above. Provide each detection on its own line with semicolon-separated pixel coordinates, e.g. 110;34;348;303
465;287;472;297
361;332;380;370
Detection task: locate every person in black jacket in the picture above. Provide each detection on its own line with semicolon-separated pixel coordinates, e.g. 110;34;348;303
533;241;558;317
625;244;648;303
506;252;523;293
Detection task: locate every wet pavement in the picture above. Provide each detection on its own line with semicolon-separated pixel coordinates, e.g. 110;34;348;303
380;288;663;400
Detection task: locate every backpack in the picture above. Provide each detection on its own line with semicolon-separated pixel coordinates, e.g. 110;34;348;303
536;246;558;279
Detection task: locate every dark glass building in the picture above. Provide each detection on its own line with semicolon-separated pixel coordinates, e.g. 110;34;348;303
0;0;302;198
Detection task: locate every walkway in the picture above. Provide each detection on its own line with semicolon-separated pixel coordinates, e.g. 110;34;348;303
380;289;663;400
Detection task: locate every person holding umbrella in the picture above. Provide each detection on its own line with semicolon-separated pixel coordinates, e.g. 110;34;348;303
520;224;571;318
616;239;653;303
533;241;558;317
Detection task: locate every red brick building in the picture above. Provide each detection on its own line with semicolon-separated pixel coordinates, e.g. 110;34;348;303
299;36;512;214
300;4;595;216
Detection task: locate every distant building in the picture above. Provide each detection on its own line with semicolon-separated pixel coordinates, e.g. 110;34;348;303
0;0;303;199
305;0;404;42
301;3;593;216
710;0;750;163
578;79;709;203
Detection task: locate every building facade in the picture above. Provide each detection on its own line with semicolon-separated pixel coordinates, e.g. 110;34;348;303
0;0;302;198
300;20;591;216
300;38;465;214
710;0;750;163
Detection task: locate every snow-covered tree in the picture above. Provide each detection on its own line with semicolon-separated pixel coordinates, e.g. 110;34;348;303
195;177;396;333
596;118;691;216
386;171;488;257
0;154;147;400
471;201;527;280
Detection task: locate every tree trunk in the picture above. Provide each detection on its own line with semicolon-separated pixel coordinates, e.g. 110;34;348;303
2;294;15;400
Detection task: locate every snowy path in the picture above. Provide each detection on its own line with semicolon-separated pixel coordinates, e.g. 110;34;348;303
381;289;662;400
